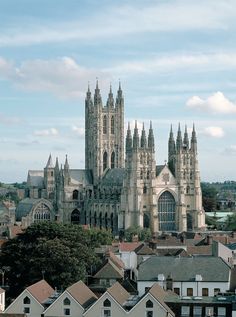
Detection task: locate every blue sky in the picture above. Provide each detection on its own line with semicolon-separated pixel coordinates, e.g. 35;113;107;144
0;0;236;183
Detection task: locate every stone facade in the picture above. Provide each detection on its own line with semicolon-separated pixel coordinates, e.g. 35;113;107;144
17;82;205;234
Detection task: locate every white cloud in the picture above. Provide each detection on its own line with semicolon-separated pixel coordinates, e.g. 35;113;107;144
71;126;85;138
202;126;225;138
34;128;59;137
0;0;235;47
186;92;236;114
0;56;111;99
107;53;236;75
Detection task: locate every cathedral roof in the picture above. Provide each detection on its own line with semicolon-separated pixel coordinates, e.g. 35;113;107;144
101;168;125;186
15;198;52;221
156;165;165;176
69;169;93;186
27;170;44;188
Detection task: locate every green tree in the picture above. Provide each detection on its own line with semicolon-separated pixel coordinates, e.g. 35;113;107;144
201;183;218;212
0;222;112;299
124;226;152;242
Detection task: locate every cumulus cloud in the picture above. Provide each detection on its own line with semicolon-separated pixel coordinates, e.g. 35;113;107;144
71;126;85;138
0;56;111;99
202;126;225;138
186;92;236;114
34;128;59;137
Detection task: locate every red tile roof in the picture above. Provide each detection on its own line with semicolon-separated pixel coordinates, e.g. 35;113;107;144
26;280;54;304
66;281;97;307
107;282;130;305
119;242;142;252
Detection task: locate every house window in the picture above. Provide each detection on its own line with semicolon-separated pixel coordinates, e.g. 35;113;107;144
202;288;208;296
146;300;153;308
103;309;111;317
181;306;190;316
63;297;71;305
24;307;30;314
146;312;153;317
174;287;180;295
23;296;31;304
205;307;214;316
103;152;108;171
103;299;111;307
218;307;226;317
64;308;70;315
187;288;193;296
214;288;220;295
193;306;202;316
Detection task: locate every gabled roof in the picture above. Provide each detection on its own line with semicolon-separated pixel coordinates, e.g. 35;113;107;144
27;170;44;188
26;280;54;304
107;282;130;305
94;259;124;279
66;281;97;308
138;256;230;282
149;283;175;316
119;242;142;252
135;244;155;255
106;249;125;269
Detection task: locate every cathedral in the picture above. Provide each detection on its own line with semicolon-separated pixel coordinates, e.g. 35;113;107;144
16;82;205;234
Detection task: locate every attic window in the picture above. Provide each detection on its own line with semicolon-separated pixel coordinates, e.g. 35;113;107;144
23;296;31;304
104;299;111;307
64;297;71;305
146;300;153;308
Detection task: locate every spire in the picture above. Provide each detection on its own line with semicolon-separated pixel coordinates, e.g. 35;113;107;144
183;125;189;149
176;123;183;152
133;120;139;149
168;124;175;154
148;121;155;151
191;123;197;153
55;157;59;171
94;79;102;106
140;123;147;148
64;154;69;170
116;81;124;107
46;154;54;168
126;122;132;152
107;84;114;108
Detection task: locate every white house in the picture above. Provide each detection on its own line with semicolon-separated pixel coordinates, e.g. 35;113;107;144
44;280;97;317
4;280;54;317
0;287;5;312
137;256;231;297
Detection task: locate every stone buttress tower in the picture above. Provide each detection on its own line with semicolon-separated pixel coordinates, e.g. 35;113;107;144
120;122;157;232
44;154;55;199
85;82;124;183
168;124;205;231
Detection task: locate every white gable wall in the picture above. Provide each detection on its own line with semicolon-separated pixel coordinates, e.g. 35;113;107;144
4;290;44;317
44;291;84;317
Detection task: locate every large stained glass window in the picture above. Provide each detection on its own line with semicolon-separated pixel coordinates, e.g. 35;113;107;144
158;191;176;231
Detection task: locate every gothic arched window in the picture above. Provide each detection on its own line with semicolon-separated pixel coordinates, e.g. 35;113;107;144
103;115;107;134
111;116;115;134
111;152;115;169
105;212;108;230
103;151;108;171
71;209;80;224
72;190;79;200
158;191;176;231
33;203;51;222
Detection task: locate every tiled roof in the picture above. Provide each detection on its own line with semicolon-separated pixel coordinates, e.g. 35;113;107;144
101;168;125;186
106;249;125;269
119;242;142;252
187;245;212;255
27;170;44;188
69;169;93;186
149;283;175;316
107;282;130;305
27;280;54;304
94;259;124;279
138;256;230;282
135;244;155;255
66;281;97;308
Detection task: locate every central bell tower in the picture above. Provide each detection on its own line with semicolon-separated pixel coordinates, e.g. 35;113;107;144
85;81;124;183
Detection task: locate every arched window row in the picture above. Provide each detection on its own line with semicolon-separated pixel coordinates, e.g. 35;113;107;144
33;203;51;222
